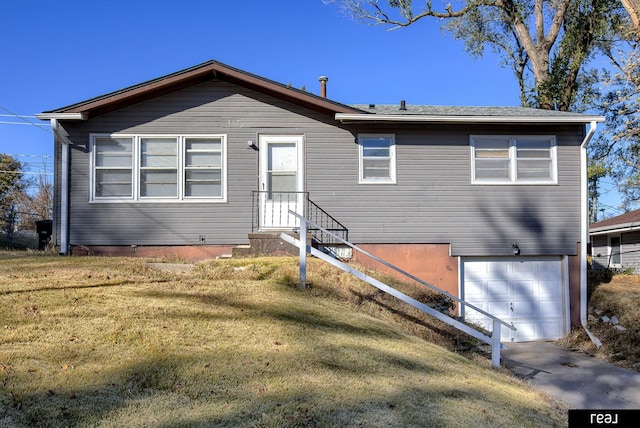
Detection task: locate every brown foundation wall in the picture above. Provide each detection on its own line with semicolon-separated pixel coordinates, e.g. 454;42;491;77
568;243;582;327
352;243;458;300
70;245;234;261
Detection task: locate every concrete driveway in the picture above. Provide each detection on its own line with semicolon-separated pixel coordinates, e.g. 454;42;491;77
502;341;640;409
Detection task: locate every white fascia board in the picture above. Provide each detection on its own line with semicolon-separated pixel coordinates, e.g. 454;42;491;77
36;112;86;121
335;113;605;124
589;225;640;235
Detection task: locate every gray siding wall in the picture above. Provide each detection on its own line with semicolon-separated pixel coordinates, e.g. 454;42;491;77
57;81;353;247
591;235;609;270
621;231;640;272
591;232;640;272
307;123;584;256
55;80;585;256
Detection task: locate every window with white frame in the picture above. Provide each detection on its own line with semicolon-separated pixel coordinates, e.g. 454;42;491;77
358;134;396;184
470;135;557;184
91;134;226;202
94;137;133;198
140;137;178;198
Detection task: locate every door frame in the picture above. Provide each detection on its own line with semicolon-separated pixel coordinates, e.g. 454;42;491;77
258;134;305;230
608;233;622;268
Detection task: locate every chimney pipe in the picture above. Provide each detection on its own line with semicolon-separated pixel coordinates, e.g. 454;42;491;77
318;76;328;98
400;100;407;111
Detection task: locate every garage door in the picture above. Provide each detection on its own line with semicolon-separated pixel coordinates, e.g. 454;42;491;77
462;257;566;342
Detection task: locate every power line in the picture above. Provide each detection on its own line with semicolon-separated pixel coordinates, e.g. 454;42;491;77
0;114;38;118
0;106;51;134
0;170;52;175
0;121;51;127
6;154;51;158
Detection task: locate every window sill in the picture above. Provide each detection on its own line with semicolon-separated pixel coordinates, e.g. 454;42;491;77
471;180;558;186
89;198;227;204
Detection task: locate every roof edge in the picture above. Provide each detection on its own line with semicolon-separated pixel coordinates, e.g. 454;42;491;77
335;113;605;124
36;112;87;121
589;224;640;235
41;60;363;118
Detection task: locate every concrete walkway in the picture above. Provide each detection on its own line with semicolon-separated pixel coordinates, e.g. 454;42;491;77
502;341;640;409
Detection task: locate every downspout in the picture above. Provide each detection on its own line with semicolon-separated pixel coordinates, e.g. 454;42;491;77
51;119;70;255
581;120;602;347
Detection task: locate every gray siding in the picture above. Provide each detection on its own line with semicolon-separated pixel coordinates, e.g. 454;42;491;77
57;81;353;247
307;124;584;257
621;231;640;272
56;80;585;256
591;231;640;272
591;235;609;270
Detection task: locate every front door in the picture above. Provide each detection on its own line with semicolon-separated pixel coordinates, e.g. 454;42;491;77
259;135;304;229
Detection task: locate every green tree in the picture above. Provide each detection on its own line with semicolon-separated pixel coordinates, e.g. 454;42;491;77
597;41;640;209
587;136;614;222
327;0;627;111
327;1;639;216
0;153;25;230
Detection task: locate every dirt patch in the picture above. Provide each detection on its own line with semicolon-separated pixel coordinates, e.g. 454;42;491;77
147;262;195;273
560;273;640;371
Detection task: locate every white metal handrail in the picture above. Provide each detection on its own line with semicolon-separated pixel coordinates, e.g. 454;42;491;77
283;210;515;368
288;211;515;330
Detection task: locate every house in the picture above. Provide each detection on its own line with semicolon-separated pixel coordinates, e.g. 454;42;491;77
590;209;640;272
38;60;604;342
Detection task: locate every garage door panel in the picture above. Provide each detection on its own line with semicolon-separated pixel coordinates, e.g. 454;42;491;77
513;300;535;317
487;280;509;298
512;261;536;275
512;321;538;341
464;262;490;276
487;301;511;317
536;261;562;276
465;280;485;298
465;304;489;320
513;280;535;297
538;280;562;297
538;299;563;317
463;257;565;342
539;321;565;339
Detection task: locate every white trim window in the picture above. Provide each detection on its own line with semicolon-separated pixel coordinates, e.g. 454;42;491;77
358;134;396;184
90;134;227;202
470;135;557;184
140;137;178;198
93;136;134;198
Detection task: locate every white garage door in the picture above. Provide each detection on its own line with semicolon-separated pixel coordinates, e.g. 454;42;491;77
462;257;566;342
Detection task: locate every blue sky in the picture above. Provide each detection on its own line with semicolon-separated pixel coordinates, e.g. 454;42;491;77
0;0;621;217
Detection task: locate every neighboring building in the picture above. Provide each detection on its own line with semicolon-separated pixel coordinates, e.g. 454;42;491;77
38;60;604;342
590;209;640;273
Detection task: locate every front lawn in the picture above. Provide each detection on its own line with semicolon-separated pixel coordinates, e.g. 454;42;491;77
0;253;566;427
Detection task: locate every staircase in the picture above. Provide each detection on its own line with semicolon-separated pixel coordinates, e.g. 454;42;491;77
239;191;349;258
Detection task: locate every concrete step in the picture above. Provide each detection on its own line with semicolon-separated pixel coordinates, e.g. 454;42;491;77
232;232;311;257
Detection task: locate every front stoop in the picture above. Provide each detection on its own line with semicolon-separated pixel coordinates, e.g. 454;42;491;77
232;232;312;257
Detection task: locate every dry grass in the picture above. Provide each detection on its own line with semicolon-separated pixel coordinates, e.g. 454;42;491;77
562;273;640;370
0;253;566;427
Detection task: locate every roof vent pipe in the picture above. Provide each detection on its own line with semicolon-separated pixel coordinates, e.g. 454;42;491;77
318;76;328;98
400;100;407;110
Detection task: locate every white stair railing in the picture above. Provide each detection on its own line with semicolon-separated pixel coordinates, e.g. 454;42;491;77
281;211;516;368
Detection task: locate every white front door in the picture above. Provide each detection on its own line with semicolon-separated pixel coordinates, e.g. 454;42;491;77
259;135;304;229
462;257;566;342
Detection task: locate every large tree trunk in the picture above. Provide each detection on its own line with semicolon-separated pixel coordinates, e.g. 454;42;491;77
620;0;640;34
